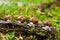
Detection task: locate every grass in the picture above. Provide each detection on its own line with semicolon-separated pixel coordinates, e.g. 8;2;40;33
0;3;60;27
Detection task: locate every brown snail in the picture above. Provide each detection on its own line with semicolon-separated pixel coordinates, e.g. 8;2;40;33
6;15;12;20
29;17;38;24
44;20;52;26
17;16;26;23
5;15;12;23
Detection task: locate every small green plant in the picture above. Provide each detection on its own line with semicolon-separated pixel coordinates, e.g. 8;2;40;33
5;32;16;40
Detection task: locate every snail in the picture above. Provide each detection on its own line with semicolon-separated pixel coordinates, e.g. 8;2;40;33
29;17;38;24
17;16;26;23
6;15;12;20
42;20;52;31
25;17;39;28
5;15;12;23
44;20;52;26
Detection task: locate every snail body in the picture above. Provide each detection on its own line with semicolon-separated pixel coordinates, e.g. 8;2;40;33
5;15;12;23
17;16;26;23
29;17;38;24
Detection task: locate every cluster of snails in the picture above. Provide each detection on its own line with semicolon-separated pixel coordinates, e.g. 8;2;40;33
5;15;51;24
5;15;38;23
4;15;54;31
0;15;57;40
5;15;51;25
